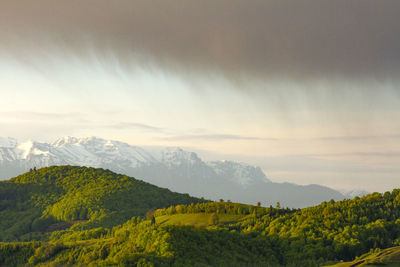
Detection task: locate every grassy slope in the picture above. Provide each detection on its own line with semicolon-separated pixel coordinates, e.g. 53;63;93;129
328;246;400;267
156;213;249;227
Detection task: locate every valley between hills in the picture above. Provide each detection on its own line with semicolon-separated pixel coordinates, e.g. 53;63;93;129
2;0;399;266
1;166;400;266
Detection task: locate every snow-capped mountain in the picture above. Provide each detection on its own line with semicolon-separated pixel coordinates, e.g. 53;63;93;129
0;136;347;208
0;136;270;186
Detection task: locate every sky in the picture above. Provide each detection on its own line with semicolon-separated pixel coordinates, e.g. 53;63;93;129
0;0;399;192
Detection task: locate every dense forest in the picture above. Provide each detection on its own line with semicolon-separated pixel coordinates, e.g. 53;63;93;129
0;166;203;241
1;166;400;266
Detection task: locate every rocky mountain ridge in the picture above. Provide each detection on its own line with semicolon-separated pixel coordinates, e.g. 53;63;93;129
0;136;350;207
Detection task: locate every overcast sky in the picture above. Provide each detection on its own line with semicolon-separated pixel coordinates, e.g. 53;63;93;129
1;0;399;192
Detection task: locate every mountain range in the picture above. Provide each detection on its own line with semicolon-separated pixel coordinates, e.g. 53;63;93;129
0;136;359;208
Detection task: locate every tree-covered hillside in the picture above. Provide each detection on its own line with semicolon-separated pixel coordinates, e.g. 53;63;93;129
148;195;400;265
328;246;400;266
2;166;400;266
0;166;204;241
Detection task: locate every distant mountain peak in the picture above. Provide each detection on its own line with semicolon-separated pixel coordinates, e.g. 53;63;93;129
53;136;95;146
0;136;271;187
160;147;202;167
0;137;18;148
208;160;270;186
0;136;347;208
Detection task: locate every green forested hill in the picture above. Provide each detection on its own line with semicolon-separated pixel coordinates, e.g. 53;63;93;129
0;166;203;241
328;246;400;266
2;166;400;266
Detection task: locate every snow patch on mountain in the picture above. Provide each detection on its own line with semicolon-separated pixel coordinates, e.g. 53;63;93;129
0;136;269;187
0;136;349;208
49;136;158;170
0;137;17;148
159;147;202;167
208;160;270;186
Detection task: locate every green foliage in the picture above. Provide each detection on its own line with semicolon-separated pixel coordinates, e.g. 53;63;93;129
156;213;245;227
28;242;68;265
3;166;400;266
0;166;204;241
20;217;279;266
153;201;293;217
50;227;109;242
0;241;40;266
329;246;400;266
145;191;400;265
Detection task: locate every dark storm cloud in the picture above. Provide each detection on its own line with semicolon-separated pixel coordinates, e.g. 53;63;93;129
1;0;399;81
